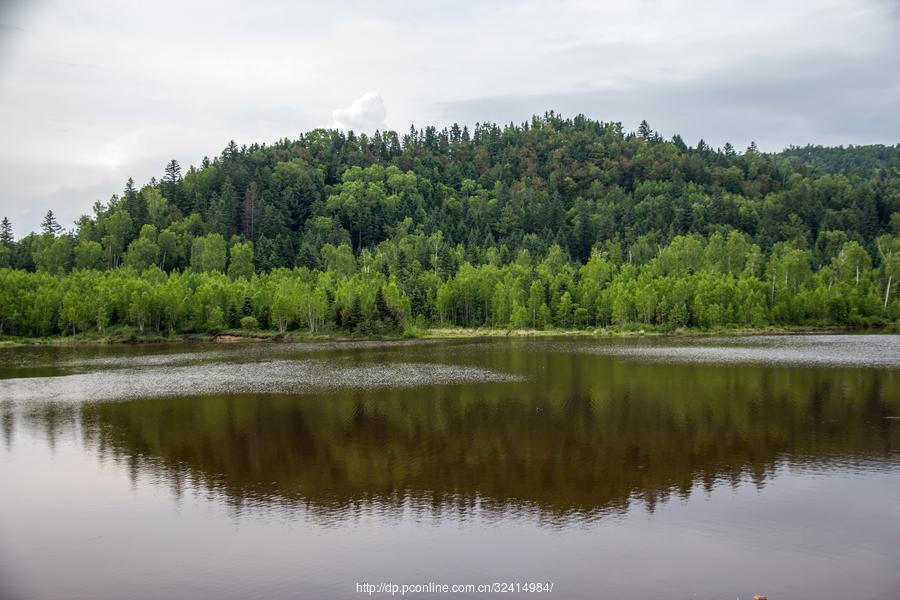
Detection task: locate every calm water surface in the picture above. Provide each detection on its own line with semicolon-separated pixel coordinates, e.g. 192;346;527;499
1;335;899;599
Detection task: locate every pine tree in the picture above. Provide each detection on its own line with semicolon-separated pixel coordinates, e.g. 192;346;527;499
223;140;239;159
164;160;181;185
40;210;62;235
347;296;362;330
122;177;146;227
375;288;398;332
0;217;13;246
242;182;259;241
218;178;238;236
163;160;182;211
638;120;653;140
450;123;462;145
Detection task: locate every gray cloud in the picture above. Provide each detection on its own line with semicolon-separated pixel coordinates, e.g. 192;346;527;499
435;48;900;150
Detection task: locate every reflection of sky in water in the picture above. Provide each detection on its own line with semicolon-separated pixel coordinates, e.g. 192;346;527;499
0;360;524;402
568;334;900;367
2;426;899;600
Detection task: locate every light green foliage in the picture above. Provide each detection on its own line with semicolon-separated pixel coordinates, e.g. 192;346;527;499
320;243;356;277
14;229;892;338
74;240;105;270
143;188;170;230
191;233;227;273
528;280;544;329
124;226;160;272
100;209;133;268
157;229;181;270
228;242;255;280
34;234;73;274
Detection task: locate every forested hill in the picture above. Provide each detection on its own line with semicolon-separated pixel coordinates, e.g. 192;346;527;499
1;113;898;338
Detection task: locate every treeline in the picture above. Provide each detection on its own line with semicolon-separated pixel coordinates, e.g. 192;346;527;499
1;229;898;338
0;112;898;336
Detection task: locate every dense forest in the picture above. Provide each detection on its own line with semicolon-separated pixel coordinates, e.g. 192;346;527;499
1;113;898;338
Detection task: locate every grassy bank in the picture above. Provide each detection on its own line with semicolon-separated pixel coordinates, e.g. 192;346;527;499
1;322;896;348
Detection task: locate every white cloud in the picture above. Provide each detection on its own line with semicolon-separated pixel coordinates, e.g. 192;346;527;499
332;92;387;133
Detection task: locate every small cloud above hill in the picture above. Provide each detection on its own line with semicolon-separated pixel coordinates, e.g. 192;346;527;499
332;92;387;133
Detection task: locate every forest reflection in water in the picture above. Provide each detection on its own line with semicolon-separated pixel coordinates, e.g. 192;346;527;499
5;337;898;523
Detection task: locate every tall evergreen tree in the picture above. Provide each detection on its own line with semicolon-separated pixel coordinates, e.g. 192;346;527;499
0;217;13;246
637;120;653;140
163;160;182;210
242;182;259;241
41;210;62;235
163;160;181;185
223;140;239;159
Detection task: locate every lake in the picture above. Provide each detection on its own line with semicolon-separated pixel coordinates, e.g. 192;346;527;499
1;335;899;599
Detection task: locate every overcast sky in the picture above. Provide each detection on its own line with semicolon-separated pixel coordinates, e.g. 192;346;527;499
1;0;898;236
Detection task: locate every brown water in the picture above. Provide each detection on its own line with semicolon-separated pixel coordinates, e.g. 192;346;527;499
1;335;899;599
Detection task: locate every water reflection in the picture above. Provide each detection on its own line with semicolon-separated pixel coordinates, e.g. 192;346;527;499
7;340;897;523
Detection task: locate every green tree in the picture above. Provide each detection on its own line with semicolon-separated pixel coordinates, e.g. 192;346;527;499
157;229;181;270
101;209;134;267
528;280;544;329
240;315;258;332
191;233;227;273
0;217;13;247
74;240;105;270
41;210;63;235
228;242;255;280
876;235;899;312
34;235;73;274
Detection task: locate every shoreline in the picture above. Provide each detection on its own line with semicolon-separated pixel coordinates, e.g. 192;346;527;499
1;324;895;348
